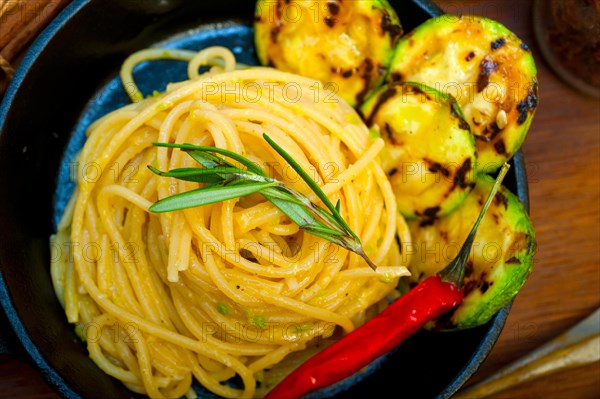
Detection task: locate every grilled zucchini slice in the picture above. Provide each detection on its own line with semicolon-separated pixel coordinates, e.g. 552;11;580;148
360;82;477;219
407;175;536;330
388;15;538;169
254;0;402;106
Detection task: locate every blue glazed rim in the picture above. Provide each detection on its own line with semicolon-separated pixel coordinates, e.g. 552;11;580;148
0;0;529;398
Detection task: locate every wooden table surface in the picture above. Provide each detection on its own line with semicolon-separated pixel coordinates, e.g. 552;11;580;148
1;0;599;398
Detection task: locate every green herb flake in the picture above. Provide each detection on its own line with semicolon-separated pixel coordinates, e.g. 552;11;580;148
216;303;230;316
147;90;162;99
132;92;144;103
378;273;394;284
74;323;86;342
369;128;381;140
156;101;172;111
254;370;265;383
250;315;267;329
344;112;361;125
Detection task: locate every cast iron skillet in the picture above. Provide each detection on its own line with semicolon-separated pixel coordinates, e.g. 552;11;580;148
0;0;530;398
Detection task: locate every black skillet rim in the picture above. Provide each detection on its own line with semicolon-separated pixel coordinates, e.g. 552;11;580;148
0;0;529;398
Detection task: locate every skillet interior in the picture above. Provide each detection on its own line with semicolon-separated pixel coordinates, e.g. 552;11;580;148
0;0;527;398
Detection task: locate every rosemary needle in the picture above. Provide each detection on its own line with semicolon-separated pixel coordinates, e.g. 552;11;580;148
148;135;378;270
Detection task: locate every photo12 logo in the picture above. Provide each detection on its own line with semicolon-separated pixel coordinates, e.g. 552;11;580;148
199;320;337;344
255;0;339;24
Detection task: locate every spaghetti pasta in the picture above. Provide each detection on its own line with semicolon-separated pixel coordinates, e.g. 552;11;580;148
51;46;411;398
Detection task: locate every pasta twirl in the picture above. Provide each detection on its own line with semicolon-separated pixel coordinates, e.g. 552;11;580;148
51;47;411;398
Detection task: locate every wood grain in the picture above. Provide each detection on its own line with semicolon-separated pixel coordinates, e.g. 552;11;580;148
0;1;70;94
435;0;600;398
0;0;599;398
0;355;57;399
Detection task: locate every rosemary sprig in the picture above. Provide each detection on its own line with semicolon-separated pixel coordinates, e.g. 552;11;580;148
148;134;377;270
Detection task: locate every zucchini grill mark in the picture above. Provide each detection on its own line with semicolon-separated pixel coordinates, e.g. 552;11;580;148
254;0;403;106
386;15;539;167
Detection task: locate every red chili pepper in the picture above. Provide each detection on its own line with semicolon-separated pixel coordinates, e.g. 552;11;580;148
265;165;510;399
265;276;463;399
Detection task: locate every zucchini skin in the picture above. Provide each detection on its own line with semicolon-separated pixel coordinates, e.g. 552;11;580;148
254;0;402;106
360;82;477;219
388;15;538;170
406;175;536;330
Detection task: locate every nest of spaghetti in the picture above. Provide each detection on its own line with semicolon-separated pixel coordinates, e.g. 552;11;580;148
51;47;411;399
